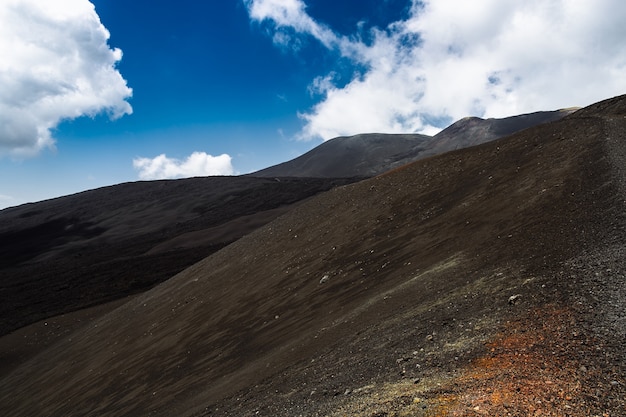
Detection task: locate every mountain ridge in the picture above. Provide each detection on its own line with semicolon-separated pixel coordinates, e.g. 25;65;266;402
253;108;576;178
0;94;624;416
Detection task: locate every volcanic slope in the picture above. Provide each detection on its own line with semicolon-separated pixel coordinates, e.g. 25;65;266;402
253;109;574;178
0;176;358;338
1;95;625;416
0;108;572;339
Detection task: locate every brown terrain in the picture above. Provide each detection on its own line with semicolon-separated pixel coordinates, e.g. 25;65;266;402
0;109;568;340
253;109;574;178
0;176;359;338
0;95;625;416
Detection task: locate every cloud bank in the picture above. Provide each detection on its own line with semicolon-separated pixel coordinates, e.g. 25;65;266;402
246;0;626;140
133;152;235;180
0;0;132;156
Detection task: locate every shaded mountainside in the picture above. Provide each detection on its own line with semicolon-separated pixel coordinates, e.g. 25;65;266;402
253;133;431;178
0;108;572;339
253;109;575;178
0;95;624;416
0;176;359;336
422;108;578;157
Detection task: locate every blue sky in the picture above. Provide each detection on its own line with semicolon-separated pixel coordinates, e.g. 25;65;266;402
1;0;626;209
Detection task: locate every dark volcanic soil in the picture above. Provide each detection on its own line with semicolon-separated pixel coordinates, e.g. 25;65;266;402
0;96;625;416
0;176;358;338
253;109;574;178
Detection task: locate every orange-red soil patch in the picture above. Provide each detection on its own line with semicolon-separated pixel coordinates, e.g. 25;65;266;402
428;305;623;416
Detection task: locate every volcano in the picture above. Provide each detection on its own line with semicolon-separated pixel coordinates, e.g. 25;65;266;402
0;96;624;416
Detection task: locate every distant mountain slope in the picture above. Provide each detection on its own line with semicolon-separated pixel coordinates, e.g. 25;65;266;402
0;176;358;336
253;133;430;178
421;108;578;157
1;95;623;416
253;109;575;178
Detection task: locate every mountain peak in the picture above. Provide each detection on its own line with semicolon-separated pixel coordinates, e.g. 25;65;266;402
253;110;572;178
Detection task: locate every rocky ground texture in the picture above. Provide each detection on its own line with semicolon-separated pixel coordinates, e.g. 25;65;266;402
0;96;624;416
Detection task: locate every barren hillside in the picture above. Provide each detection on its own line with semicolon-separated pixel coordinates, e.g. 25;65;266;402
0;95;624;416
0;176;358;338
253;109;574;178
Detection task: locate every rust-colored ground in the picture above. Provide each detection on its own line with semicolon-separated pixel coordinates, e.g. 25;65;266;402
323;300;624;417
428;305;624;417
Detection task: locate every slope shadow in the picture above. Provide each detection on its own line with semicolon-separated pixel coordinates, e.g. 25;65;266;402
0;176;359;336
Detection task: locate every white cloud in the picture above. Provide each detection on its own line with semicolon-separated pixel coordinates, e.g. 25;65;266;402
133;152;236;180
0;0;132;156
244;0;337;48
245;0;626;140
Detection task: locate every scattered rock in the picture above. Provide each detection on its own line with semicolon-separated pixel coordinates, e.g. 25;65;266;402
319;274;330;284
508;294;522;305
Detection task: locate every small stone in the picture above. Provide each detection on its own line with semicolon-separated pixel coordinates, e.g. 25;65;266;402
508;294;522;305
344;389;352;395
413;378;421;384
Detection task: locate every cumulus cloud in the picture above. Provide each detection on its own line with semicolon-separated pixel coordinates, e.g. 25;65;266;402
0;0;132;156
133;152;236;180
245;0;626;140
